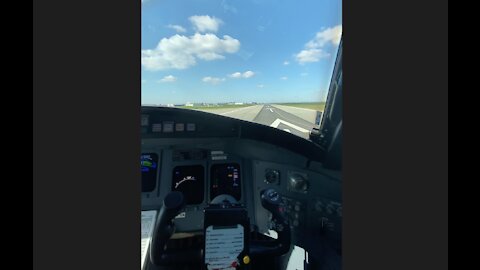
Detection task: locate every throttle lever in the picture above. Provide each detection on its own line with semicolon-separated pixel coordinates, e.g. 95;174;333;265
260;189;284;221
250;188;291;258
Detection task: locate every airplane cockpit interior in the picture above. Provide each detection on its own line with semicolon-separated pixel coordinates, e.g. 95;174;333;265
141;41;343;270
34;0;448;269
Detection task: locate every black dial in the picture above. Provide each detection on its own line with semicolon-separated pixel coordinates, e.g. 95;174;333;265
172;165;205;204
288;173;309;192
265;169;280;184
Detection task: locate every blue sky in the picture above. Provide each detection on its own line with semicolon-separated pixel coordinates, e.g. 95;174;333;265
141;0;342;105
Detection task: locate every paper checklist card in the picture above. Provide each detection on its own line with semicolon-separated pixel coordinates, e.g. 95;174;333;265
141;210;157;270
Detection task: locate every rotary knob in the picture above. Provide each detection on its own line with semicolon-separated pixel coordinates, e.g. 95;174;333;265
288;173;309;192
265;169;280;184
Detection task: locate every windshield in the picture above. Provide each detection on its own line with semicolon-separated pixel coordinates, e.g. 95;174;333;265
141;0;342;140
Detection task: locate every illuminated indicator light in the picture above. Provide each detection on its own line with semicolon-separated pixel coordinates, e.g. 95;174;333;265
243;255;250;265
141;161;156;168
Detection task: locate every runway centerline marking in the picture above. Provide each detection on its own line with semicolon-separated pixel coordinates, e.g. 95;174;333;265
269;108;273;112
270;118;310;133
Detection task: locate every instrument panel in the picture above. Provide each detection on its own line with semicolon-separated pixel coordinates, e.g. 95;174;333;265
141;149;245;202
140;107;342;267
140;146;341;247
140;147;247;232
141;143;341;266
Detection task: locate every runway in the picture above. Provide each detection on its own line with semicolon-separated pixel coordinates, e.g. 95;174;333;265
195;104;322;139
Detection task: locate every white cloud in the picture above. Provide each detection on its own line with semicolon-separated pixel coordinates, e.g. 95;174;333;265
283;61;290;65
167;24;187;33
228;70;255;79
295;49;329;63
159;75;177;83
280;76;288;80
202;76;225;85
229;72;242;78
307;25;343;48
257;84;265;88
242;70;255;79
189;15;223;33
141;33;240;71
141;79;147;84
295;25;342;64
243;70;255;78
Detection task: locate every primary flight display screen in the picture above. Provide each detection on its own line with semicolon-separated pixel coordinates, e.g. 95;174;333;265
210;163;241;201
172;165;205;204
141;153;159;192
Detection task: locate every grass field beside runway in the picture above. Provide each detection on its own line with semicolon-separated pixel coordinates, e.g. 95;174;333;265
276;102;326;111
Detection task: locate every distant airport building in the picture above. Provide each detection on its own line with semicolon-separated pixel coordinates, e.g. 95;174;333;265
185;102;194;107
234;102;244;105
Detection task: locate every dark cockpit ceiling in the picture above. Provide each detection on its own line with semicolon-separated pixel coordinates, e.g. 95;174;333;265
141;106;342;256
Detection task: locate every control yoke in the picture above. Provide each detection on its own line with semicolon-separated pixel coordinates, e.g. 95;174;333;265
149;188;291;266
149;191;186;266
